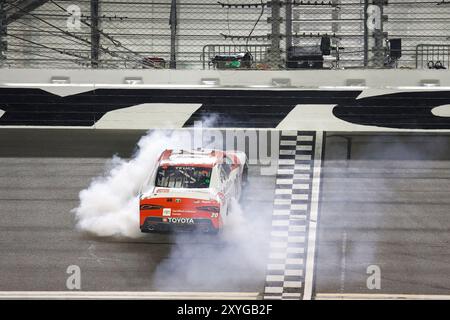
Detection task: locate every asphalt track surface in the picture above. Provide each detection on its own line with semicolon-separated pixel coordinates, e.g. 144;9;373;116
316;133;450;295
0;129;275;292
1;129;450;296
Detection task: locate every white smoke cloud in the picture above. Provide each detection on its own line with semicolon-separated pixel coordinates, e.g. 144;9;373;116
73;126;273;290
151;182;272;290
72;130;192;238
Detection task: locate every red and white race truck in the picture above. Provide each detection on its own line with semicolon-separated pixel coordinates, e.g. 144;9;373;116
139;149;248;233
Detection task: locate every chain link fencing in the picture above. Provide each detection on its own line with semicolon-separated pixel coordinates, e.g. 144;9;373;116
0;0;449;70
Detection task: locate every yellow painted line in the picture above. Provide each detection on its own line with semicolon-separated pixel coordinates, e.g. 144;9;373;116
316;293;450;300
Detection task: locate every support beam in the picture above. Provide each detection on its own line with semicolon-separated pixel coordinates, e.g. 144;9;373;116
331;0;340;68
169;0;177;69
90;0;100;68
363;0;369;67
285;0;292;57
269;0;282;69
6;0;49;25
0;0;6;63
372;0;386;68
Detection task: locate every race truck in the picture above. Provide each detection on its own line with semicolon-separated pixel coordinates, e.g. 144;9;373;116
139;149;248;233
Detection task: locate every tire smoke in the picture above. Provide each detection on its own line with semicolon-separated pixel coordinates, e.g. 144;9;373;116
151;192;272;291
72;127;273;290
72;130;192;238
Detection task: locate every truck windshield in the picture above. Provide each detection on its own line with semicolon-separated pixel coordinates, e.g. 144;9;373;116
155;166;212;188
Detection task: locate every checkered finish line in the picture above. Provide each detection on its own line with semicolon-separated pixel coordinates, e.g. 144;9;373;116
264;130;323;300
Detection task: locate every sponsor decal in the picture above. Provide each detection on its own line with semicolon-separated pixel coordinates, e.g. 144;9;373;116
175;199;182;203
162;208;171;216
173;209;196;214
167;217;195;224
157;189;170;193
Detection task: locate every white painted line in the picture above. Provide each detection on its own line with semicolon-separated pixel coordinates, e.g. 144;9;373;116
274;199;292;205
315;293;450;300
270;242;288;249
289;225;306;232
287;247;305;254
267;264;286;270
295;154;312;160
280;140;297;146
287;236;305;243
269;252;287;259
282;293;302;298
275;189;292;195
293;174;310;180
277;169;295;175
285;269;303;276
280;149;296;155
303;131;323;301
279;159;295;165
289;214;307;220
291;204;308;210
284;281;302;288
292;184;310;189
264;295;283;300
266;275;285;282
340;232;348;293
296;145;313;151
282;130;298;136
297;135;313;141
292;194;309;200
264;287;284;294
271;231;289;237
286;258;304;265
276;179;294;184
272;220;290;226
0;291;260;300
295;164;311;170
273;209;291;216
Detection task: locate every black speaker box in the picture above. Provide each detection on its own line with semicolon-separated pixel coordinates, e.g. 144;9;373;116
389;38;402;59
287;46;324;69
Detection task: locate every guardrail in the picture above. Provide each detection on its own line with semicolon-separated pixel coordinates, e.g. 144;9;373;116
415;44;450;70
201;44;271;70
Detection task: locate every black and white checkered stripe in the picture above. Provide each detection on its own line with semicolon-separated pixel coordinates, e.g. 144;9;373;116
264;130;317;300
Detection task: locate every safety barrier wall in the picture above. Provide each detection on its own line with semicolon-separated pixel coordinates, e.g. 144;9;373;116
1;68;450;86
0;69;450;131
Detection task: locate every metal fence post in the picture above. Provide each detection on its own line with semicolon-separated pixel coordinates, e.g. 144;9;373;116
285;0;292;61
363;0;369;67
169;0;177;69
90;0;100;68
0;0;6;65
269;0;282;69
372;0;385;68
